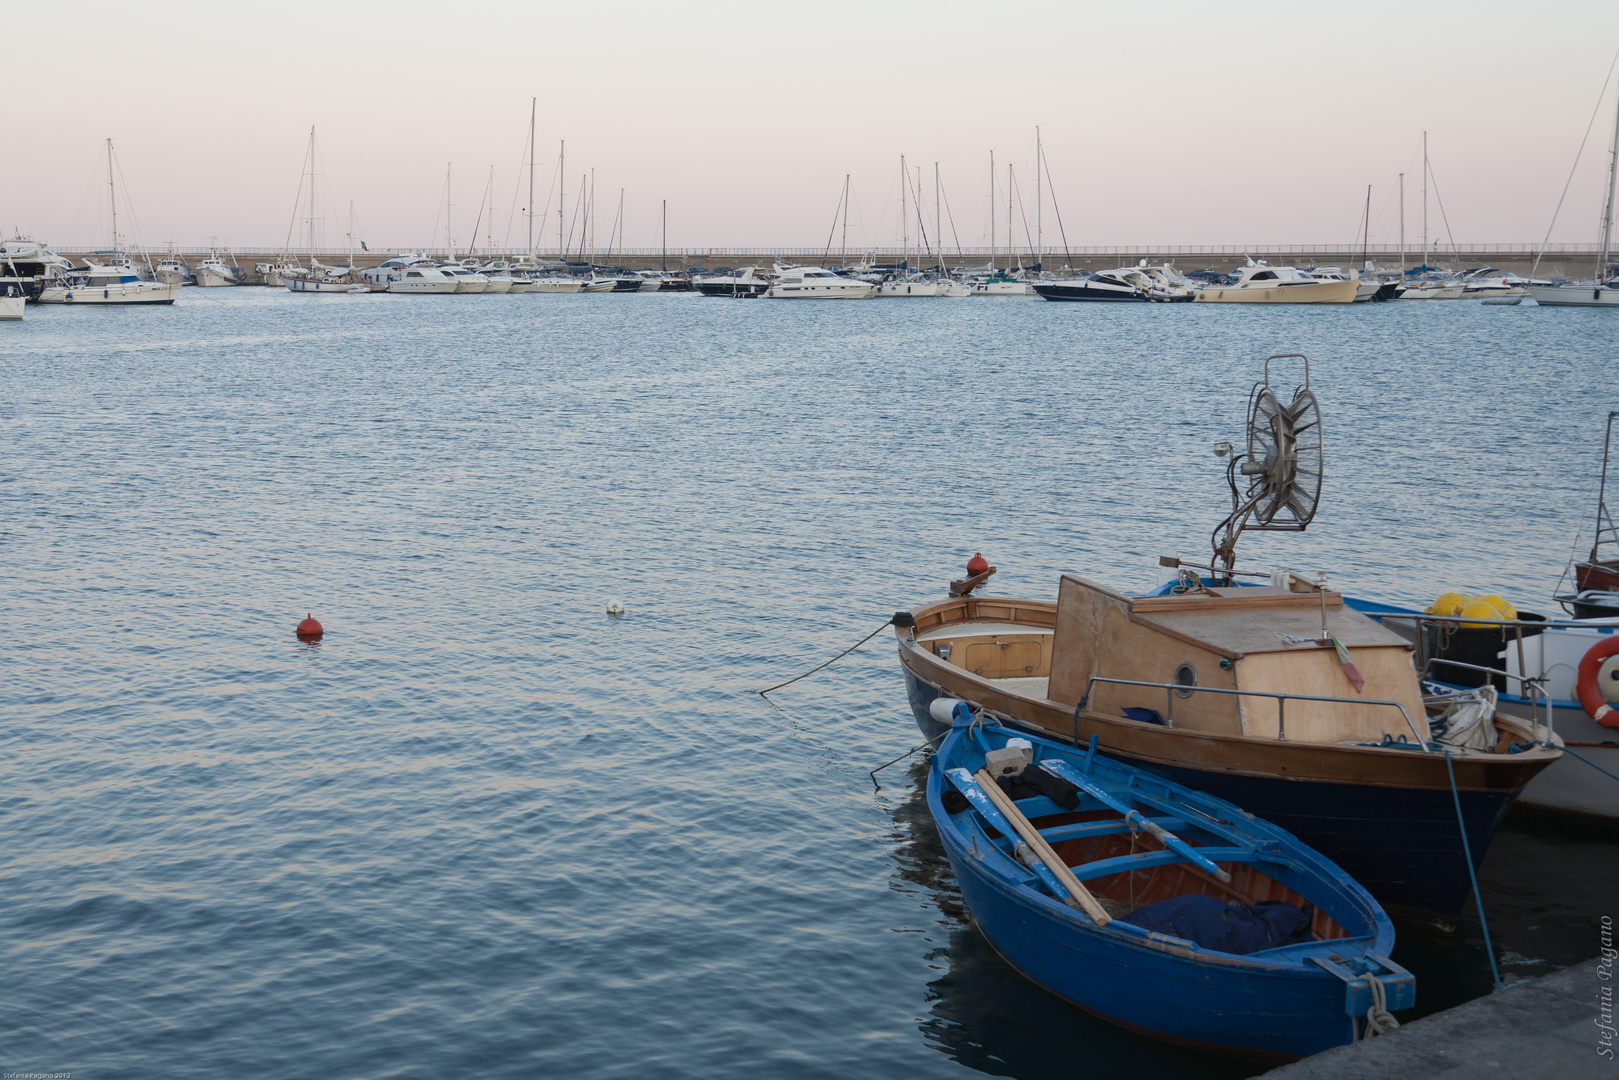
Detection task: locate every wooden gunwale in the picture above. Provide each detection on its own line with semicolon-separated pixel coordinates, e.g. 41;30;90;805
898;596;1560;792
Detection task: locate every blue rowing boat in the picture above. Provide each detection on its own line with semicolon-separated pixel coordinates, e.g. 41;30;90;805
928;702;1414;1060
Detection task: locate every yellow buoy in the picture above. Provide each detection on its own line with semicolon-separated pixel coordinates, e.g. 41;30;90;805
1428;591;1469;617
1477;594;1517;621
1459;599;1503;629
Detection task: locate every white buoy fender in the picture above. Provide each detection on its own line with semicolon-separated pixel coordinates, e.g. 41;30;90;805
930;698;969;725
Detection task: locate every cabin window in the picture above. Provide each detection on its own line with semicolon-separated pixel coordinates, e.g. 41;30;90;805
1251;271;1278;281
1173;663;1198;698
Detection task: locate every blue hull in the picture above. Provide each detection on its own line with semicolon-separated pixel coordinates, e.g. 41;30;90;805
942;826;1358;1058
906;668;1509;924
928;719;1411;1058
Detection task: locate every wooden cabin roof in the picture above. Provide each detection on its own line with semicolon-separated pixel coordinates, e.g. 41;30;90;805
1129;587;1410;658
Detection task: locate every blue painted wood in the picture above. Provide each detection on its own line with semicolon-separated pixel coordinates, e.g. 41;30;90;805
1041;758;1237;879
929;720;1414;1059
943;767;1074;904
905;666;1512;922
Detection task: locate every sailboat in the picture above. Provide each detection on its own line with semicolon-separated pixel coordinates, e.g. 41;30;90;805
285;128;365;293
1528;79;1619;306
37;140;180;305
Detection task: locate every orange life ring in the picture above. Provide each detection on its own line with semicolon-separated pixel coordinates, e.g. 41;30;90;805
1576;635;1619;728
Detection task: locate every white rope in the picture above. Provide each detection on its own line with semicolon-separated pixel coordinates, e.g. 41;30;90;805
1363;973;1401;1038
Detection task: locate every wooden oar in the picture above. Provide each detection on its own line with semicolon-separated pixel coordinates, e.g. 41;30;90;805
1041;759;1233;883
973;768;1113;926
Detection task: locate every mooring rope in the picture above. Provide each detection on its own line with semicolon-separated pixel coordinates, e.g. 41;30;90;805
1442;748;1503;992
1363;973;1401;1037
757;615;898;697
1555;743;1619;785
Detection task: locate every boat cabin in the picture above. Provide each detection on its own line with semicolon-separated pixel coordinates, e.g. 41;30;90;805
914;575;1432;746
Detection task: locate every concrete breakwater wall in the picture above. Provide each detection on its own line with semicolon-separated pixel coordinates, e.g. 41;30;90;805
78;246;1606;278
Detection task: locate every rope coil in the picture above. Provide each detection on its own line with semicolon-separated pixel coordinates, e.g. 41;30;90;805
1363;974;1401;1038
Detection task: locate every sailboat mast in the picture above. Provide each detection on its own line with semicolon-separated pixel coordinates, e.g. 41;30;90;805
1362;185;1371;270
558;142;565;259
1008;163;1015;269
590;169;595;262
1421;132;1428;266
901;154;907;268
1599;88;1619;284
989;151;995;271
528;98;536;256
841;173;849;263
488;165;495;256
935;162;941;272
1399;172;1405;275
662;199;667;272
1036;126;1042;272
308;126;317;256
107;138;117;255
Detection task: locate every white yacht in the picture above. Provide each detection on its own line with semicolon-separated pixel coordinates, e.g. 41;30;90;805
194;252;239;287
438;265;489;293
764;264;878;299
1457;268;1531;300
971;272;1034;295
386;266;461;294
1402;273;1466;300
880;274;944;297
1194;261;1358;303
1;236;76;300
37;261;181;304
528;274;585;293
693;266;769;297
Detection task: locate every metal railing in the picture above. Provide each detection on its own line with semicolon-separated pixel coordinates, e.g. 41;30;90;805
47;243;1609;258
1421;657;1553;742
1078;676;1430;750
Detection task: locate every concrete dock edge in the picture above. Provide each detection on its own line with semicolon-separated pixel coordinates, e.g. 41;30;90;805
1265;957;1608;1079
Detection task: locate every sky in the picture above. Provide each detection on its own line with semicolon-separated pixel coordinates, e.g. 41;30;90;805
7;2;1619;253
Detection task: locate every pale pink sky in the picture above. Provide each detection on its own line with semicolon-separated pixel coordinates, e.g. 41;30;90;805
7;2;1619;252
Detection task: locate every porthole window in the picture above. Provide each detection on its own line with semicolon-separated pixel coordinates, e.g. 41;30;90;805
1173;663;1198;698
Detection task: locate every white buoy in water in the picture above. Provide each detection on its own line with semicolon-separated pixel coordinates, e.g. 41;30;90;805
606;600;625;616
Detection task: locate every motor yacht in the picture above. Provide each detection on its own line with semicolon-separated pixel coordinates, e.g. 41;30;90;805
0;236;76;300
693;266;770;297
764;264;878;298
1194;261;1358;303
528;274;585;293
37;260;181;304
1402;274;1465;300
972;272;1034;295
1034;264;1194;302
1457;268;1531;300
439;265;489;293
385;266;461;294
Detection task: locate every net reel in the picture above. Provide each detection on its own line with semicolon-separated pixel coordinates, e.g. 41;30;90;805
1211;354;1323;581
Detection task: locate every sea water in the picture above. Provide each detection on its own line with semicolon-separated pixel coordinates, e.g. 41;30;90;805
2;290;1613;1078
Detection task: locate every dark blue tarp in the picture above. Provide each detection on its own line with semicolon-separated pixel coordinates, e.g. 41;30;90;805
1120;895;1314;955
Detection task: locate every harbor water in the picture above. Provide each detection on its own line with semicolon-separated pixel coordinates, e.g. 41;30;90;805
2;291;1613;1078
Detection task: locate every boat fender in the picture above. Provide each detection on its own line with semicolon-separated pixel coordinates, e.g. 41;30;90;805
929;697;971;726
1576;636;1619;727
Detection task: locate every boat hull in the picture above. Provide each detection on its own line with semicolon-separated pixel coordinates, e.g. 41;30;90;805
37;282;181;305
1033;281;1152;302
899;624;1550;926
0;295;25;320
1195;280;1358;304
386;280;458;294
528;279;584;293
285;277;356;293
1528;283;1619;307
1495;699;1619;817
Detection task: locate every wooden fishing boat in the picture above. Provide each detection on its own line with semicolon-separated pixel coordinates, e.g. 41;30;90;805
929;708;1414;1059
895;356;1561;924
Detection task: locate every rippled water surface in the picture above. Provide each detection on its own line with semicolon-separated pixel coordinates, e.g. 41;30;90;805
3;290;1615;1079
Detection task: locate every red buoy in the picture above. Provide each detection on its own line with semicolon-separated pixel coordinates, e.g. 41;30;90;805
967;552;989;575
296;613;324;640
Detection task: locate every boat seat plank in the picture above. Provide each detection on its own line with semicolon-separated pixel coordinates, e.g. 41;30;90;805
1041;759;1239;880
1038;816;1192;844
1069;846;1256;882
916;621;1053;643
